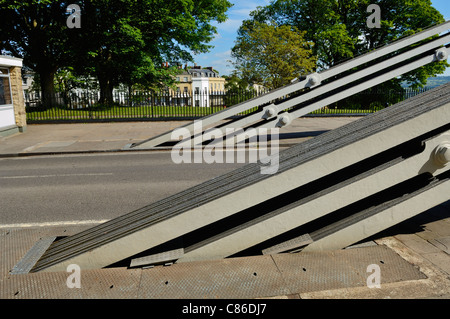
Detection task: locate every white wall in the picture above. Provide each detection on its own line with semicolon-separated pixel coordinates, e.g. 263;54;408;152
192;77;209;107
0;105;16;130
0;56;23;131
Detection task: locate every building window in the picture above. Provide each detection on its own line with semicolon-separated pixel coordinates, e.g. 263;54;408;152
184;77;188;82
0;68;12;106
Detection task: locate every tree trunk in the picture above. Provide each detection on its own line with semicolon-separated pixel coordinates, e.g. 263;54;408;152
39;69;57;108
98;75;114;106
128;84;133;107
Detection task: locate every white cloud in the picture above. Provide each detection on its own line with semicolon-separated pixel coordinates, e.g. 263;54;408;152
228;0;271;18
212;1;271;42
214;49;232;58
216;18;245;33
190;1;272;75
211;58;234;74
194;49;234;75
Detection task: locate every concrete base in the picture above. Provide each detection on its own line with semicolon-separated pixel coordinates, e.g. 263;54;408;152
0;125;19;138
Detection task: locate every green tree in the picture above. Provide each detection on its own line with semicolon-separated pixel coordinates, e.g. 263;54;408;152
232;22;317;89
0;0;232;105
0;1;73;105
223;71;257;106
68;0;233;104
224;72;252;91
245;0;448;89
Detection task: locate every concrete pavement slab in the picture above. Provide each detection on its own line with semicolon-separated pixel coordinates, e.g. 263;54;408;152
394;234;442;255
428;237;450;255
420;252;450;275
0;117;362;156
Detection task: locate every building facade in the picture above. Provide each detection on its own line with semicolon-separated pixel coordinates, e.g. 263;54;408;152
174;65;226;107
0;55;26;136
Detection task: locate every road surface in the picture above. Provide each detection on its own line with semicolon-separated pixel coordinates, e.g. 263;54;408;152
0;152;245;226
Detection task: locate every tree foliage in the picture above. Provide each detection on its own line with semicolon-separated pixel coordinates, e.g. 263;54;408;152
232;22;316;89
0;0;232;104
243;0;448;89
0;1;74;105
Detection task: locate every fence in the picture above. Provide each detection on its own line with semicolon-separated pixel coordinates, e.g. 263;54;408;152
24;87;432;123
24;90;265;122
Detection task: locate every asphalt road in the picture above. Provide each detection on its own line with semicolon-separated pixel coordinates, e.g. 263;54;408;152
0;152;245;226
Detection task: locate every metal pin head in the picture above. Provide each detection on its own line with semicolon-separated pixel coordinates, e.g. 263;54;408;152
433;143;450;166
265;106;277;118
435;48;448;61
279;114;291;126
307;74;321;86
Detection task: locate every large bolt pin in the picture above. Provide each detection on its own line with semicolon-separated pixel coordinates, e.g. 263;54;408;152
308;75;320;86
434;143;450;166
265;107;276;118
279;114;290;126
435;48;448;61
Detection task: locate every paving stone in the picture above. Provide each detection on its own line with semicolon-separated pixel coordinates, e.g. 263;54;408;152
422;252;450;276
428;236;450;255
395;234;441;254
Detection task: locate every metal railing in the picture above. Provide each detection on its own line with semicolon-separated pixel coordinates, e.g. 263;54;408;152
24;87;431;122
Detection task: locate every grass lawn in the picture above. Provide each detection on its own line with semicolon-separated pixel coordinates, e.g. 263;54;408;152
26;104;380;121
27;105;227;120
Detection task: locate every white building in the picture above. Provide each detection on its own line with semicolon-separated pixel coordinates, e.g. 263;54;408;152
0;55;26;136
174;65;226;107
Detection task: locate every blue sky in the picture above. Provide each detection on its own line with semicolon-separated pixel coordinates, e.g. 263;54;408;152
194;0;450;76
